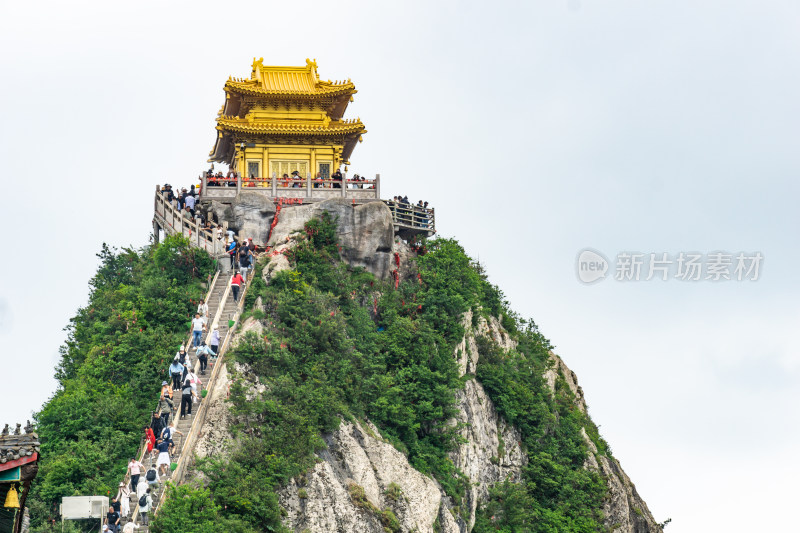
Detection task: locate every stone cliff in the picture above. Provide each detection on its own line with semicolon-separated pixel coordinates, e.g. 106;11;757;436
189;199;661;533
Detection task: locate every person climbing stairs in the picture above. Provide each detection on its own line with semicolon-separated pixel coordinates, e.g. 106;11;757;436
117;270;244;532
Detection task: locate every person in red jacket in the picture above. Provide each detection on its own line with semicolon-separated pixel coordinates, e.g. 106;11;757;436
231;271;244;303
145;427;156;456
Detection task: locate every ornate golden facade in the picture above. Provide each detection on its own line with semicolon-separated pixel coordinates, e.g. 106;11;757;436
209;58;367;180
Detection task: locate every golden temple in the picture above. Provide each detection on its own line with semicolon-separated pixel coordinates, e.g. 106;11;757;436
209;58;367;181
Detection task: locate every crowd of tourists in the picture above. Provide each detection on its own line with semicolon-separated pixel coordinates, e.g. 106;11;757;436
204;168;239;187
102;300;225;532
195;164;376;190
387;195;433;228
159;182;245;250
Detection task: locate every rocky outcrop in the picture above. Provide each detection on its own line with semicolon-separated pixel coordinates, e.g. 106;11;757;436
268;199;394;279
187;204;661;532
450;311;525;530
544;352;587;413
279;420;460;533
260;240;294;283
582;430;661;533
247;308;529;533
208;192;276;245
544;353;662;533
451;380;526;530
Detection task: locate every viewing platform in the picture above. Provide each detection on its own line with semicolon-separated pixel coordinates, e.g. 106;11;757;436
153;183;435;254
199;173;381;203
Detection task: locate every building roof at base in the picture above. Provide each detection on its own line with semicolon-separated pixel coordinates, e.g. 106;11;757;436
0;432;40;471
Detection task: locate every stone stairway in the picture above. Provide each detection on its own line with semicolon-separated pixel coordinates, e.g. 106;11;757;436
117;272;237;532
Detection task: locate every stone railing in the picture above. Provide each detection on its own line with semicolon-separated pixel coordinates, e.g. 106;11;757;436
156;180;436;243
198;174;381;202
153;187;227;256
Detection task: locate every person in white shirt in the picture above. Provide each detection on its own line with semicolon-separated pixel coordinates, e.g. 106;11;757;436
197;299;209;326
136;472;148;500
191;314;205;349
116;482;130;518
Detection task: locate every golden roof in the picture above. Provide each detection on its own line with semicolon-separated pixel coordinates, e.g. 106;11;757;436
225;58;356;98
210;59;366;164
216;116;366;136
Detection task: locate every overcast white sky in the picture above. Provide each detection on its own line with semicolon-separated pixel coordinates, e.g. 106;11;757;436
1;1;798;531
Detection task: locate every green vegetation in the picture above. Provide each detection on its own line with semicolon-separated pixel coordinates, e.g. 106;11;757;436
157;213;612;532
472;331;608;532
151;484;257;533
27;235;213;531
32;212;616;532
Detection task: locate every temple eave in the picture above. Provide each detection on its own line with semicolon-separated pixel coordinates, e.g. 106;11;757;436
215;122;366;136
224;81;356;99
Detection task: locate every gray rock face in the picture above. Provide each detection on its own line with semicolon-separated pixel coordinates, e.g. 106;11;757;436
544;353;662;533
450;311;526;530
208;193;276;245
188;242;660;532
543;353;587;413
582;430;661;533
268;199;394;279
452;380;526;530
279;420;459;533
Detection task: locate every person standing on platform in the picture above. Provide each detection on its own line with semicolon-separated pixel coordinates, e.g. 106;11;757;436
127;458;144;492
184;193;196;216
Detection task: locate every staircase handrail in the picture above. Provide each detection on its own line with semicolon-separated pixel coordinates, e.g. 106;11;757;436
123;268;220;525
153;270;254;517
